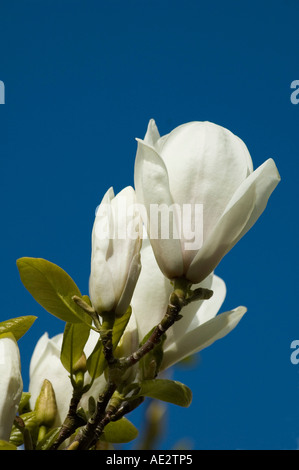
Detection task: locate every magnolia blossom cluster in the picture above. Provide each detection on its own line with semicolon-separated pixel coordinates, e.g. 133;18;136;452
0;120;280;443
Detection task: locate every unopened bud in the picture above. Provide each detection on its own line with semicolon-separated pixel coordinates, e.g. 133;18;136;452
73;353;87;374
169;291;183;309
189;287;214;302
73;353;87;389
34;379;57;427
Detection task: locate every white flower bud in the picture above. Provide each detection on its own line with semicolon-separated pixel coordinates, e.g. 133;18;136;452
89;186;142;317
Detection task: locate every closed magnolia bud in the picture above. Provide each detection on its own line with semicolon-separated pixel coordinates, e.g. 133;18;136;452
73;352;87;374
34;379;57;428
89;186;142;317
73;353;87;389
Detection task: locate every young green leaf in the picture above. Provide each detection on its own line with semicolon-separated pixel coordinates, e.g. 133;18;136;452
99;417;138;443
16;257;90;324
86;338;103;381
87;307;132;380
18;392;31;414
135;379;192;408
112;306;132;349
139;327;166;380
60;320;91;373
0;440;18;450
9;411;40;447
0;316;37;341
35;427;61;450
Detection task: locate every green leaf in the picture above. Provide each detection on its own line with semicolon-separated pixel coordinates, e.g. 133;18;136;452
135;379;192;408
35;427;61;450
16;257;90;324
18;392;31;414
0;316;37;341
0;440;18;450
113;306;132;347
60;320;91;373
9;412;40;447
86;338;103;380
139;327;166;380
100;417;138;443
87;307;132;380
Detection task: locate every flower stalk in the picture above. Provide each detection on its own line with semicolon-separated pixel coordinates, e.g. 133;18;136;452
99;312;116;366
67;381;117;450
121;280;212;369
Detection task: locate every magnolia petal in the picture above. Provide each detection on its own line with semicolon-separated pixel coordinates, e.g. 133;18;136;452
115;311;139;358
89;250;116;313
75;328;107;413
131;238;218;346
90;186;142;314
134;138;184;279
90;186;117;313
131;238;173;342
194;275;226;325
186;183;255;283
115;251;142;316
91;186;115;253
78;374;107;415
29;331;107;428
0;334;23;441
163;274;226;354
29;333;72;428
158;121;253;241
107;186;142;301
161;306;247;370
29;331;51;378
234;158;280;244
144;119;161;146
145;119;170;155
187;157;280;284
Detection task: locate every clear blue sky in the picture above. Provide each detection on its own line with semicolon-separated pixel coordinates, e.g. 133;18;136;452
0;0;298;450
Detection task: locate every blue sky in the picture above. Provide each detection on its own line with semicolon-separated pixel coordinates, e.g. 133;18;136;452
0;0;298;450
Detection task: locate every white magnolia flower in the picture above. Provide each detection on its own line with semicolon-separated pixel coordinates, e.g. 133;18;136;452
29;330;106;427
0;333;23;441
89;186;142;316
130;239;246;370
134;119;280;283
